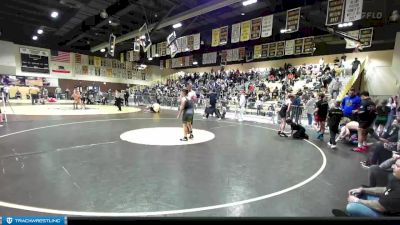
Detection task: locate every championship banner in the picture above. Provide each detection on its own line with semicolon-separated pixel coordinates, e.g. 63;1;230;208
253;45;262;59
165;59;171;69
187;35;194;51
261;15;273;37
160;60;164;70
286;7;301;33
157;42;162;56
219;26;229;45
250;17;262;40
220;50;227;63
151;44;157;58
276;41;285;57
81;54;88;65
94;56;101;67
20;47;50;74
166;45;171;55
193;33;201;50
75;53;82;64
285;39;295;55
89;65;95;76
343;0;363;22
268;43;277;57
106;68;112;77
240;20;251;42
202;52;217;65
232;48;239;61
238;47;246;60
82;65;88;75
119;51;124;63
294;38;304;55
231;23;241;43
226;49;233;62
74;64;82;75
326;0;345;25
212;28;221;47
303;37;314;54
176;37;183;53
188;55;193;66
181;36;188;52
100;67;106;76
50;51;71;74
161;42;167;56
359;27;373;48
261;44;269;58
95;67;101;76
185;56;191;67
345;30;360;49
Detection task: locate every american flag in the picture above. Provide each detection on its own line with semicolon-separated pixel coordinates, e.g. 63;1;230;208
51;51;70;63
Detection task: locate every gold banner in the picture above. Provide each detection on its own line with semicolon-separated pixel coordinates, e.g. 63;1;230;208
94;57;102;67
240;20;251;42
254;45;262;59
211;28;221;47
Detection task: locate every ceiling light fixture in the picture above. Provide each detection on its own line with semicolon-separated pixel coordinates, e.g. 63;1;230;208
155;54;159;57
241;13;245;16
172;23;182;29
242;0;257;6
148;57;153;61
32;35;38;40
37;29;43;34
51;11;59;18
337;22;353;28
193;61;198;65
108;20;112;24
100;48;106;52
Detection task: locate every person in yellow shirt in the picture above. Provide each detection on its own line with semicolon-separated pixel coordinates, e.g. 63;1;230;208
29;86;40;105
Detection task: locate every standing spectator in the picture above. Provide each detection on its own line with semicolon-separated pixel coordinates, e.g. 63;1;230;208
315;93;329;140
291;93;302;124
353;91;377;152
3;85;9;102
187;83;197;138
238;90;246;122
330;77;341;99
352;57;361;75
124;89;130;106
65;88;70;100
114;90;123;111
256;97;262;116
341;88;362;120
29;86;40;105
278;94;294;137
327;100;344;149
305;94;316;127
71;89;81;110
55;86;62;100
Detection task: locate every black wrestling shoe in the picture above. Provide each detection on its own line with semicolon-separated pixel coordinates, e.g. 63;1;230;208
180;137;188;141
189;134;194;139
332;209;349;217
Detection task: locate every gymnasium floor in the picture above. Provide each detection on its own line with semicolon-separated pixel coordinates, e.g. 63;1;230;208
0;105;369;217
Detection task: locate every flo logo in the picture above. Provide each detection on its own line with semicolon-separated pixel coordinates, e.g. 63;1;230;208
6;217;13;224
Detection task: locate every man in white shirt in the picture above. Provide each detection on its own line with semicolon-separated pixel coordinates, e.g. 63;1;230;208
239;90;246;122
187;83;197;139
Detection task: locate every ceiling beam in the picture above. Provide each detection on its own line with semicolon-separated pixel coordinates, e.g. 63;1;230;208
91;0;244;52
